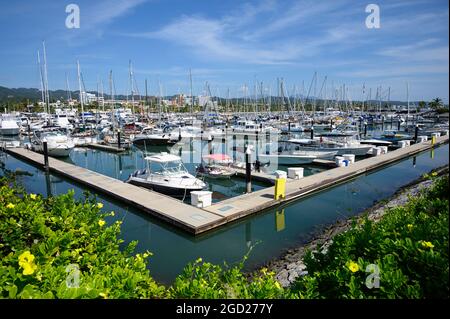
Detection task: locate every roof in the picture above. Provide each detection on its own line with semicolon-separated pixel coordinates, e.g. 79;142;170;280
144;153;182;163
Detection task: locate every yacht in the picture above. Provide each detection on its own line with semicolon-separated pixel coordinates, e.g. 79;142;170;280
29;127;75;157
132;126;174;146
288;134;374;156
0;114;20;136
126;152;206;196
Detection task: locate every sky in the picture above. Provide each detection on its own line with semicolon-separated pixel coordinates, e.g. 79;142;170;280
0;0;448;102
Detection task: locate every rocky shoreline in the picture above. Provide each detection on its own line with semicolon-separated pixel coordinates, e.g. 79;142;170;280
261;166;449;288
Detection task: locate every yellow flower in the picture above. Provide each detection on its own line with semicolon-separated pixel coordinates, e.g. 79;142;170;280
195;257;203;263
431;172;438;177
420;241;434;249
347;261;359;273
274;281;282;290
407;224;413;231
98;220;106;227
110;211;115;217
6;203;15;209
18;251;38;275
30;194;37;200
96;202;104;209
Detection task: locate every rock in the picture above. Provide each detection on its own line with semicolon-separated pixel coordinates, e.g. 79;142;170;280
276;269;290;287
288;270;299;283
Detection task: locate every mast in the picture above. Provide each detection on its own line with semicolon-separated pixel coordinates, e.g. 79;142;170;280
77;60;85;127
109;70;115;130
42;41;50;115
406;82;410;120
100;79;104;111
189;68;193;118
37;51;45;107
145;78;148;117
129;60;135;115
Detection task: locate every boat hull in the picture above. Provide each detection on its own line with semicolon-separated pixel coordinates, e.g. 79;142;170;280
0;128;20;136
126;177;205;196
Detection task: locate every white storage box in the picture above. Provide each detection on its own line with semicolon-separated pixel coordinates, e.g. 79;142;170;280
342;154;355;164
191;191;213;208
287;167;304;179
379;146;388;154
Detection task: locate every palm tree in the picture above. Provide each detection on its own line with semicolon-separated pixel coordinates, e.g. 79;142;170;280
418;101;427;111
429;98;443;109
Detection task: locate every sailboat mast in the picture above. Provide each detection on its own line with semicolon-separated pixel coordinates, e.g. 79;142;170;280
42;41;50;115
77;60;85;126
189;68;193;118
109;70;115;129
37;51;45;107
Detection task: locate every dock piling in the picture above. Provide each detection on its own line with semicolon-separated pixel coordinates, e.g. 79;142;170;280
117;130;121;149
414;124;419;143
43;139;49;172
245;145;252;193
310;126;314;139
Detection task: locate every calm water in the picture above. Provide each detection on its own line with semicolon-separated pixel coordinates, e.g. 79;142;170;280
1;140;448;284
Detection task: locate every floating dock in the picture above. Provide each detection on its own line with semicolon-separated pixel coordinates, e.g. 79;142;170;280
83;143;128;153
3;135;448;235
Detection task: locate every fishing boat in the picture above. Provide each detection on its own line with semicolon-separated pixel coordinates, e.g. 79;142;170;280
29;127;75;157
126;152;206;196
197;154;236;179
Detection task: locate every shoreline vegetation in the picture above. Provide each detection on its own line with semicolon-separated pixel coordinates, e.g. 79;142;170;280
0;167;448;299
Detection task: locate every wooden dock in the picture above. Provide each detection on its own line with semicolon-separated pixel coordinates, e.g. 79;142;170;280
83;143;128;153
3;134;448;235
3;147;224;234
202;135;448;224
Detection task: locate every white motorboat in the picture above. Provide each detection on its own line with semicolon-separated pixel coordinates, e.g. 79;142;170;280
29;128;75;157
230;120;280;134
0;114;20;136
126;152;206;196
132;127;174;146
288;135;375;156
258;150;337;165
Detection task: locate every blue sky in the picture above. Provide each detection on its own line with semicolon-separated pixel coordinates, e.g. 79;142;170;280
0;0;448;102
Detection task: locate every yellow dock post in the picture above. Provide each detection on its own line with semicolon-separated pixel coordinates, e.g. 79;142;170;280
274;178;286;200
431;136;436;145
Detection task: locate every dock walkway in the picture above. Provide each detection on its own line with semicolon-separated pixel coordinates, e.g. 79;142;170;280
4;147;224;234
4;135;448;235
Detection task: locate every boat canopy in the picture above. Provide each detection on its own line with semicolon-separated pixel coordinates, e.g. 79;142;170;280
202;153;231;162
144;153;181;163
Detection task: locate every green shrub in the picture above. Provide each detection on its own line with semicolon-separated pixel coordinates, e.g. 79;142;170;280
292;174;449;299
169;256;287;299
0;178;166;299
